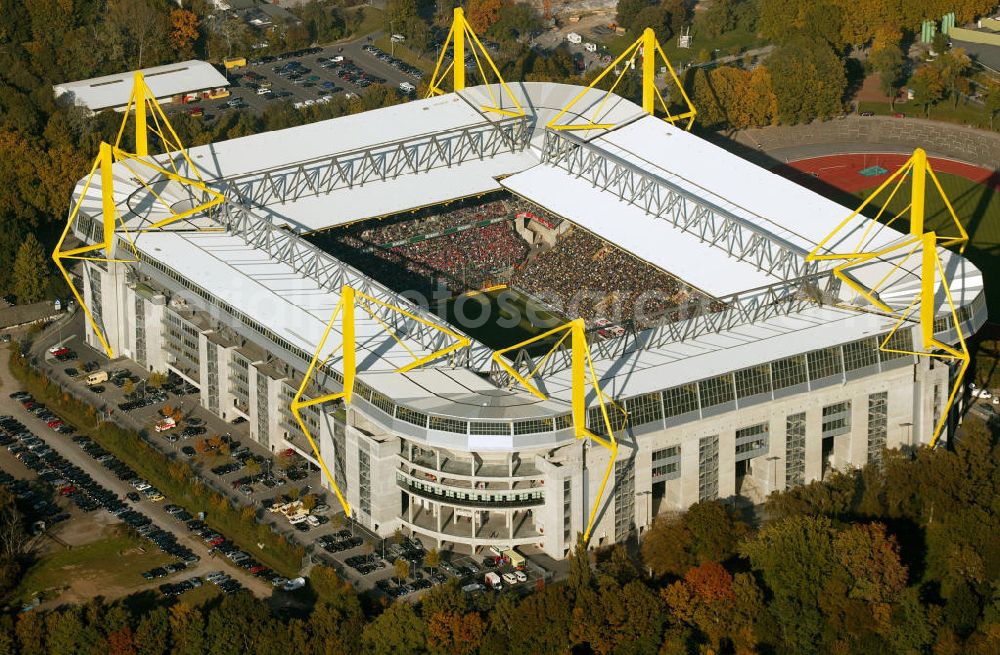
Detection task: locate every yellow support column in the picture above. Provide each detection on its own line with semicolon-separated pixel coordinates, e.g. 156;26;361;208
341;286;356;404
453;8;466;92
570;319;586;432
133;72;148;157
910;148;927;237
919;231;937;349
99;142;116;253
641;28;656;115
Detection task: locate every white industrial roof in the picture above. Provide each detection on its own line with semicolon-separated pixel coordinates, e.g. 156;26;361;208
246;153;534;233
501;164;778;297
595;118;898;256
54;60;229;111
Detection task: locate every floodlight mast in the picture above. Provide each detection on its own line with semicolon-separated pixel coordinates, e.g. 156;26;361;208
806;148;970;448
52;72;225;358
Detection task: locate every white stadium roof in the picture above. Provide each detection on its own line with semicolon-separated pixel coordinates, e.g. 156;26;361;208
70;82;986;428
54;60;229;112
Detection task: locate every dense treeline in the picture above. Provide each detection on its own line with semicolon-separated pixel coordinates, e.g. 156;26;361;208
2;420;997;653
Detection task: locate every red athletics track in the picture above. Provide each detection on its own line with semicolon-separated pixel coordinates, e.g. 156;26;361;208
773;153;1000;194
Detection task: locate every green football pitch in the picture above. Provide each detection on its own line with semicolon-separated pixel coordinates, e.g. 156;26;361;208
443;286;566;351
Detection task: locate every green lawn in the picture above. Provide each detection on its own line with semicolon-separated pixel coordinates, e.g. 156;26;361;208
173;582;222;607
9;526;172;605
345;6;384;43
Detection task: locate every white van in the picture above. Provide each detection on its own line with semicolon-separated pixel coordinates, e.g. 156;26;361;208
257;87;271;96
86;371;108;386
399;82;416;94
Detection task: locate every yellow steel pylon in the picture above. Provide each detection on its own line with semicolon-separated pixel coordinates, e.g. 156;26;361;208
491;320;627;543
51;72;225;358
292;286;471;517
547;28;696;131
806;148;970;448
427;7;526;118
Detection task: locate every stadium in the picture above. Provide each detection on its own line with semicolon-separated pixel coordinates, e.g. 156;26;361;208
59;18;987;559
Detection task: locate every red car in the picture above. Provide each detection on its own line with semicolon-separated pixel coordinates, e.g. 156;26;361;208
58;485;77;496
22;401;36;410
208;536;225;547
249;565;266;575
50;347;69;357
47;419;64;429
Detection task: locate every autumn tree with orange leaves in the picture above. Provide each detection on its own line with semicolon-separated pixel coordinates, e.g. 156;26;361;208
170;8;199;59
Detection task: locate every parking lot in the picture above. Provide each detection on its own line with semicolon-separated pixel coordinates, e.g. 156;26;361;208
30;313;545;601
172;40;428;121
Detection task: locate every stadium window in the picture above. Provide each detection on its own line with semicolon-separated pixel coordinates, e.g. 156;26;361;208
698;375;735;409
735;423;769;460
879;329;913;360
734;365;772;399
822;401;851;437
470;422;511;436
513;418;554;435
663;384;699;417
429;416;468;434
698;435;719;501
843;337;879;371
625;392;664;427
554;414;573;431
785;412;806;488
368;391;395;417
867;392;888;466
395;406;428;428
771;354;807;389
807;347;843;381
652;445;681;482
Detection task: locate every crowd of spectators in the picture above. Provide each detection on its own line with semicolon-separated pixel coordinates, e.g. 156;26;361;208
512;228;708;328
309;194;715;328
340;195;512;248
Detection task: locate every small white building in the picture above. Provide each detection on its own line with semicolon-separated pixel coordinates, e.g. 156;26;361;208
567;32;583;44
53;60;230;113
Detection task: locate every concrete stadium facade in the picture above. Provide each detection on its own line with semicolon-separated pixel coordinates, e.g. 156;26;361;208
69;82;986;559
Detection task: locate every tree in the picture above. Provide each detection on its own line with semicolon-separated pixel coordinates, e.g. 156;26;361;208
363;602;427;654
147;371;167;389
909;64;945;116
985;81;1000;129
936;47;972;107
394;557;411;583
13;232;47;303
244;459;261;477
425;547;441;570
300;493;317;511
740;515;838;653
170;9;199;58
122;379;135;395
869;45;904;109
276;450;295;471
385;0;419;34
426;610;485;655
699;0;736;39
642;501;749;577
466;0;502;34
767;38;846;123
105;0;170;68
617;0;654;32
